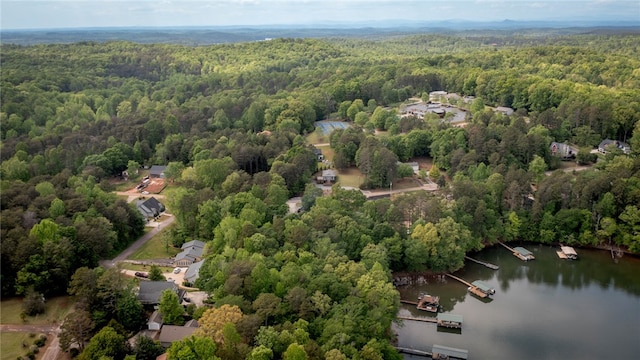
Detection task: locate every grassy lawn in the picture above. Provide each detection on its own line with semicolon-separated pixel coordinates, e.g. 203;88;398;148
128;223;180;260
119;263;174;273
336;168;364;188
0;296;73;325
0;332;42;360
306;130;329;145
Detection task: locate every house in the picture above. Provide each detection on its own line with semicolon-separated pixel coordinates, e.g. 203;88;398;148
183;259;205;285
598;139;631;154
312;147;324;161
321;169;337;183
429;91;447;101
398;161;420;175
137;197;165;220
495;106;514;116
147;310;163;331
149;165;167;178
138;281;184;305
550;142;578;160
158;325;197;348
174;240;206;267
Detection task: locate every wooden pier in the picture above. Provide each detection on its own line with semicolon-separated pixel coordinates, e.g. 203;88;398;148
397;315;438;324
395;347;432;357
400;299;419;306
498;242;535;261
464;256;499;270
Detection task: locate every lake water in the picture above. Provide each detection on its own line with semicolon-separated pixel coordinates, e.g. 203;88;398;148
394;244;640;359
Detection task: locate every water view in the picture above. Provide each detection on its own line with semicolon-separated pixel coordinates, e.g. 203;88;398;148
394;244;640;359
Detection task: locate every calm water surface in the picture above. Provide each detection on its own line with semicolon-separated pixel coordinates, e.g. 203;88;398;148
394;244;640;359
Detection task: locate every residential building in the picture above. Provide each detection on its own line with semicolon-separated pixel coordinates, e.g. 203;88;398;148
550;142;578;160
137;197;165;220
184;259;205;285
598;139;631;154
174;240;206;267
149;165;167;178
138;281;184;305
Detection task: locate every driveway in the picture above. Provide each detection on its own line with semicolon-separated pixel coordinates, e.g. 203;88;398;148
101;214;175;268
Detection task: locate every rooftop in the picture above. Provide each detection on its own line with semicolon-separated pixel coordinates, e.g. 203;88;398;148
437;313;463;323
432;344;469;359
514;247;533;256
471;280;494;293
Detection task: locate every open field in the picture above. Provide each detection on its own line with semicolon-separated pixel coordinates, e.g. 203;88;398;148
306;130;329;145
0;296;73;325
0;332;48;360
127;223;180;260
336;168;364;188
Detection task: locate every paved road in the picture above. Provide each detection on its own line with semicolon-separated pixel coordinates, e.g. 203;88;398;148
101;214;175;268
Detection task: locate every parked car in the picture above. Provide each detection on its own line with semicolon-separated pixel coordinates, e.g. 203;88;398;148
134;272;149;278
173;267;181;274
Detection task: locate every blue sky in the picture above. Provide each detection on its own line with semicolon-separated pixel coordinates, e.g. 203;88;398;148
1;0;638;30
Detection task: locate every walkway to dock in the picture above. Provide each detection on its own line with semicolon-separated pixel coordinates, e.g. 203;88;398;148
397;315;438;323
400;300;418;306
445;273;472;287
498;241;515;252
464;256;499;270
395;347;432;357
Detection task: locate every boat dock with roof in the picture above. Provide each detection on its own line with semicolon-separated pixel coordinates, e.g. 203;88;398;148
445;274;495;298
436;313;464;329
499;242;535;261
557;246;578;259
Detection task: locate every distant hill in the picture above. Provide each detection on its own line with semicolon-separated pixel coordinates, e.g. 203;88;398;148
2;21;639;45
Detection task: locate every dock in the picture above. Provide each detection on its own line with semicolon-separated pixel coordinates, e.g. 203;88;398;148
498;242;535;261
464;256;499;270
557;246;578;260
436;313;463;329
445;274;495;298
418;293;440;312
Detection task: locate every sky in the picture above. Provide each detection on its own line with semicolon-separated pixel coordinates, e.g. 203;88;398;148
1;0;638;30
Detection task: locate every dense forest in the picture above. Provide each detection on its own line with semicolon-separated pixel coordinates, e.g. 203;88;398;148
1;31;640;359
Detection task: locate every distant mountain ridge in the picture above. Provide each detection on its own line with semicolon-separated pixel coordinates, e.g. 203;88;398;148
2;20;639;45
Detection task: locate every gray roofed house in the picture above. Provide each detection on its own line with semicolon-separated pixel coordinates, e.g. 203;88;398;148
137;197;165;220
598;139;631;154
158;325;197;348
149;165;167;178
174;240;206;267
138;281;184;305
184;259;205;285
320;169;337;183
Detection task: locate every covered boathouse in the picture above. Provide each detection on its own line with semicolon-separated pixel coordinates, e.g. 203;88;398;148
432;344;469;359
436;313;463;329
513;246;535;261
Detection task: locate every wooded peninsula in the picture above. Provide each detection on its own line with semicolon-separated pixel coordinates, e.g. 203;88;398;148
1;30;639;359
